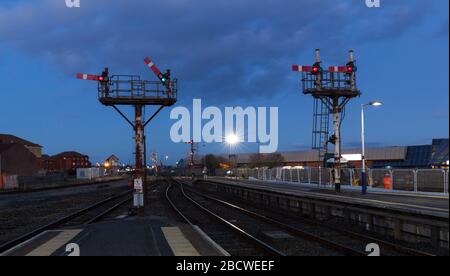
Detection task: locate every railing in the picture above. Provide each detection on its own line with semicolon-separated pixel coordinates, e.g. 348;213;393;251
237;167;449;195
98;75;178;101
303;71;355;92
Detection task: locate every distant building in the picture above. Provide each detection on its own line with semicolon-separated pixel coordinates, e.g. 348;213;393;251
220;139;449;169
41;151;91;175
104;155;120;175
0;135;41;189
0;134;43;158
0;143;38;188
430;139;449;169
105;155;120;167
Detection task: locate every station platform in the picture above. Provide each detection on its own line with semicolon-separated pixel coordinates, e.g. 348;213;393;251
199;177;449;218
1;217;229;256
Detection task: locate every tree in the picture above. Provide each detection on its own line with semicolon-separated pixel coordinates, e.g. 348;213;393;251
249;153;265;168
202;154;227;175
264;153;285;169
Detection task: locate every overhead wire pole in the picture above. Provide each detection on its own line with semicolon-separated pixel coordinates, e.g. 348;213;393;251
134;104;145;206
77;57;178;214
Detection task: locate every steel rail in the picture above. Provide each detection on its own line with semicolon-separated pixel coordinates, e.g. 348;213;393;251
193;179;438;257
0;189;133;254
179;181;365;256
165;179;286;256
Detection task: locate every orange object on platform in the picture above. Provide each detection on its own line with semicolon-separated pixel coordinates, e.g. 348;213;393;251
383;175;392;190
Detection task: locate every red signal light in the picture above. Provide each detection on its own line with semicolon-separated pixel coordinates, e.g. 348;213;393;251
311;62;322;75
98;76;104;81
346;62;357;74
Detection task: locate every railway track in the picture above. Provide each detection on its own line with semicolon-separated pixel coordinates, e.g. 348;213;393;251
184;179;437;257
165;179;285;256
167;178;367;256
0;189;133;255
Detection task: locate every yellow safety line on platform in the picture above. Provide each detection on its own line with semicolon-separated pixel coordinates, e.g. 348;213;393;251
162;227;200;256
26;229;82;257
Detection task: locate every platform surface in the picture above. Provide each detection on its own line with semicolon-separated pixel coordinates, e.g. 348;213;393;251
203;178;449;218
1;217;227;256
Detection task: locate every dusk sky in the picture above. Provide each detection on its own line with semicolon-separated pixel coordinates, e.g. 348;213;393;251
0;0;448;165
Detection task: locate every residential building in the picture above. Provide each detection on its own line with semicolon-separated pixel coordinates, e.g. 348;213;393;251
41;151;91;175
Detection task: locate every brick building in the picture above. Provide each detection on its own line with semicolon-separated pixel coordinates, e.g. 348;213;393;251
0;143;38;176
0;134;41;188
41;151;91;175
0;143;39;189
0;134;42;158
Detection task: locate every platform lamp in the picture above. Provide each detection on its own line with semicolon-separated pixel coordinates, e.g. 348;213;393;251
361;100;383;195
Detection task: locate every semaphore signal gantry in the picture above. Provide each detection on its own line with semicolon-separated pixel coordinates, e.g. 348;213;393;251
77;56;178;211
292;49;361;193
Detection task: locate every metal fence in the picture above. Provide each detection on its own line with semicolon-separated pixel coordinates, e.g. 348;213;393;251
237;167;449;195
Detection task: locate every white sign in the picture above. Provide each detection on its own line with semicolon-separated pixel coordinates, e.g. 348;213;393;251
134;178;143;192
342;154;363;161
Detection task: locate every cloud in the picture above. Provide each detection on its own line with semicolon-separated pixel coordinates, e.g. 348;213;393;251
0;0;436;102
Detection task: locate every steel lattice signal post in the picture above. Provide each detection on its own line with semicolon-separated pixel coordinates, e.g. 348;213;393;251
292;49;361;192
77;57;178;211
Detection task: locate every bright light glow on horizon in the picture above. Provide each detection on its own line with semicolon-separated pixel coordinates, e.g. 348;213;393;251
225;134;239;145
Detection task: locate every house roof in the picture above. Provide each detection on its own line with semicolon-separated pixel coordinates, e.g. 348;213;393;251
0;134;42;148
53;151;89;158
106;155;119;161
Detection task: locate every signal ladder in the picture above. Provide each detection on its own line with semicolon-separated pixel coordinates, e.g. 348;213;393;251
312;98;330;162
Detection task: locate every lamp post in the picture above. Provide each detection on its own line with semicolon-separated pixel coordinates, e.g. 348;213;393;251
361;100;383;195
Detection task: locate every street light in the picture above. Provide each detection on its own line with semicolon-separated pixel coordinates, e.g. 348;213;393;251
368;101;383;107
361;100;383;195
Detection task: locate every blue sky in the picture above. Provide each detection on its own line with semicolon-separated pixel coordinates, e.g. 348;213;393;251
0;0;448;164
